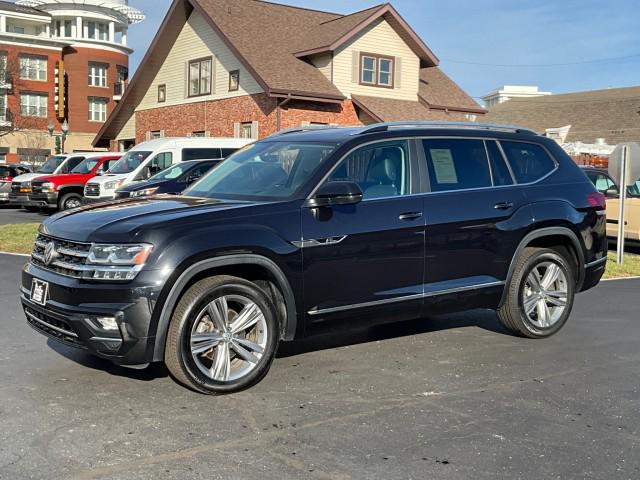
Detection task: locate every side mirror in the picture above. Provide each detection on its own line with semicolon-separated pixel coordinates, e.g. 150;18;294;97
306;181;363;208
604;186;620;198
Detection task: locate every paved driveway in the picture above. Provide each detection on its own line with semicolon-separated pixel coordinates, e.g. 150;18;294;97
1;253;639;479
0;205;50;225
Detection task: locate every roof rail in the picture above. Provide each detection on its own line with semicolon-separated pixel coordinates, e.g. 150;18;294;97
355;121;538;136
267;125;345;138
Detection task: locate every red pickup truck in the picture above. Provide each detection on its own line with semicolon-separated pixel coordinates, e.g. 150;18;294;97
29;153;121;211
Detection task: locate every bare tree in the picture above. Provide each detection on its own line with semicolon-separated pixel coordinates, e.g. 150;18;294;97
0;57;39;138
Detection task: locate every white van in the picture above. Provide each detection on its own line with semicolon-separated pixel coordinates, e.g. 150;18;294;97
83;137;253;202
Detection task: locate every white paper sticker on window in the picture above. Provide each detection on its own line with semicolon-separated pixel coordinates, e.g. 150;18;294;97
430;149;458;184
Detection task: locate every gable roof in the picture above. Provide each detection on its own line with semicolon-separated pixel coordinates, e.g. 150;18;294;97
484;86;640;144
292;3;439;67
419;67;484;113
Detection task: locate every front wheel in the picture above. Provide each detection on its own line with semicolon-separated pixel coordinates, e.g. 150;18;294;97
497;247;575;338
165;276;279;394
59;193;83;211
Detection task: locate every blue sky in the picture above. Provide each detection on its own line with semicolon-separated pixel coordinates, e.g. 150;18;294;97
128;0;640;102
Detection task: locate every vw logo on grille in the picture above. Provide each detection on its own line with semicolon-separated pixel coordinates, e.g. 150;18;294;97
44;241;58;266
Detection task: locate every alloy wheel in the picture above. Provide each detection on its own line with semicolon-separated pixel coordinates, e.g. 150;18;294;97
521;261;568;328
190;294;268;382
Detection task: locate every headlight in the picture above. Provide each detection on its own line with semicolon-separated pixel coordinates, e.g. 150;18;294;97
41;182;55;193
104;179;124;190
86;243;154;281
131;187;158;198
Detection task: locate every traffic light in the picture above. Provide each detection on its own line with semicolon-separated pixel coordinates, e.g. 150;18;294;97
54;61;66;118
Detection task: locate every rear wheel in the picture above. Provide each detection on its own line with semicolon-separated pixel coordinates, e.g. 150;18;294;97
59;193;82;211
165;276;279;394
497;247;575;338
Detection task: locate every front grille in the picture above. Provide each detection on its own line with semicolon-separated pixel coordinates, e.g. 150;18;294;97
85;183;100;197
11;182;21;194
31;234;92;279
31;181;44;194
24;306;85;348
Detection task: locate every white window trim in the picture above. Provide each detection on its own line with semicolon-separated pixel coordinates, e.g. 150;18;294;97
20;93;48;118
88;97;108;122
88;63;108;88
19;55;47;82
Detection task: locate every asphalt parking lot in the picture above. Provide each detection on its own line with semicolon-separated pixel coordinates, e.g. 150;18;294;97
0;205;50;225
1;252;639;480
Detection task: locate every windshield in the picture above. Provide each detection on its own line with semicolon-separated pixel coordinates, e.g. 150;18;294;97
150;162;194;181
109;151;152;174
71;158;100;174
37;156;66;174
184;142;336;201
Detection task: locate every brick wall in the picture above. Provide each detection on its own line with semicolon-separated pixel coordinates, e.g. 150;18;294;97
135;94;363;142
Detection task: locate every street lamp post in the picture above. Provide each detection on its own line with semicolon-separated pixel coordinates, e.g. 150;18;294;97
61;119;69;153
46;119;69;154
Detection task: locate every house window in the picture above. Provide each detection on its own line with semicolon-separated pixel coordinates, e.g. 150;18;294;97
88;97;108;122
360;53;394;88
240;122;253;139
150;131;162;139
0;52;7;84
158;84;166;103
188;57;212;97
88;63;108;87
0;92;7;122
192;131;206;137
19;55;47;81
20;92;47;117
18;148;50;166
55;20;72;38
229;70;240;92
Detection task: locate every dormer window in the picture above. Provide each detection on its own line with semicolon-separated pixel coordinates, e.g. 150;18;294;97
360;53;394;88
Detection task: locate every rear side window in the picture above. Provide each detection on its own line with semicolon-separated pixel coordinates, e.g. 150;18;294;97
586;171;616;194
183;148;222;161
422;139;492;192
63;156;85;172
500;141;556;183
486;141;513;186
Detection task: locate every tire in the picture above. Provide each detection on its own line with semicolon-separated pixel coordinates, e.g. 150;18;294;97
165;275;279;394
58;193;82;211
497;247;575;338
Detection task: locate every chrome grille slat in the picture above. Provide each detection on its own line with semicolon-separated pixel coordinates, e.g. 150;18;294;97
85;183;100;196
31;234;92;279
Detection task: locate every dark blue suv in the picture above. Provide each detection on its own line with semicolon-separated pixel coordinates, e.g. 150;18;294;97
21;122;607;394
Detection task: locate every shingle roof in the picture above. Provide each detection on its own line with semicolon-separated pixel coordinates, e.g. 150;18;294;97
0;0;50;17
352;94;481;122
419;67;484;112
484;86;640;144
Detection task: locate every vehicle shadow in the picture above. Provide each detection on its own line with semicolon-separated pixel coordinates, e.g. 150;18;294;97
277;309;510;358
46;339;169;380
45;309;509;378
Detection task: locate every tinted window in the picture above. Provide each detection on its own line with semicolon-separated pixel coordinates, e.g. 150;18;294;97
500;141;556;183
587;172;616;194
150;162;191;181
150;152;173;174
71;158;99;174
422;139;491;192
64;156;85;172
221;148;238;158
329;140;410;200
486;140;513;186
188;162;216;179
183;148;222;161
0;166;11;177
37;155;66;173
185;142;335;200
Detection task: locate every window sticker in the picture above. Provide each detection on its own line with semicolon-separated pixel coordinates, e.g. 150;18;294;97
430;149;458;184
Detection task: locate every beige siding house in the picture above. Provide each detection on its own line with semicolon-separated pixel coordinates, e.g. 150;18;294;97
95;0;484;149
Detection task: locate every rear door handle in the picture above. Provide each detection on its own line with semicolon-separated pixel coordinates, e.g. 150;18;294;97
399;212;423;220
494;202;514;210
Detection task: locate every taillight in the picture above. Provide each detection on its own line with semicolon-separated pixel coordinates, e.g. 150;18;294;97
587;192;606;211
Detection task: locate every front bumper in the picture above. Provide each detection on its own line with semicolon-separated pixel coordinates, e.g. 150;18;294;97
21;261;164;365
9;193;37;207
29;192;59;208
0;191;9;203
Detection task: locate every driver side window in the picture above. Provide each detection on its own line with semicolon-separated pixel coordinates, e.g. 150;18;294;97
328;141;410;200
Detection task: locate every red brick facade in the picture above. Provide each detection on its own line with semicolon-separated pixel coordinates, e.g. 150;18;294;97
134;93;361;143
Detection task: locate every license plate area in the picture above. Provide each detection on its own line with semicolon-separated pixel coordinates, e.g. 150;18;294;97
30;279;49;306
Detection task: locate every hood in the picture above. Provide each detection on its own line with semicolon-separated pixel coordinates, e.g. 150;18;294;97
88;173;128;185
40;195;264;243
11;173;43;183
33;173;91;184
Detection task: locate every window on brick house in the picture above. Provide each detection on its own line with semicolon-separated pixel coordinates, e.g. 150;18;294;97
20;92;47;117
88;97;108;122
241;122;253;139
88;63;108;87
19;55;47;81
188;57;212;97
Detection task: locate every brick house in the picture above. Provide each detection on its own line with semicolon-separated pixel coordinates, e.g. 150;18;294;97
93;0;485;150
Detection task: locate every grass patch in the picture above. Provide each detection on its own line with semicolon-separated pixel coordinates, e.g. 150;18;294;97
604;251;640;279
0;223;39;255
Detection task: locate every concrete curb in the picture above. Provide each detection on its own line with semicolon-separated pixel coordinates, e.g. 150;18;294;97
0;251;29;257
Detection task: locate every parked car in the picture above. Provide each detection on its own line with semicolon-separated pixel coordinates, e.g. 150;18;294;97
84;137;253;203
21;122;607;394
10;155;87;211
28;154;122;211
0;164;32;204
114;159;220;199
581;166;640;243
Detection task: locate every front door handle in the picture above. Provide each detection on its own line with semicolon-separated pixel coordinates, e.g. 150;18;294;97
399;212;423;221
494;202;514;210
